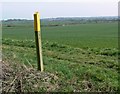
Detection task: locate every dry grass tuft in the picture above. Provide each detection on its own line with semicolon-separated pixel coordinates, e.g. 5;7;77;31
1;61;59;92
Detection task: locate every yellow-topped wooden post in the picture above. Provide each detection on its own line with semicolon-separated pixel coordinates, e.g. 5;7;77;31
34;12;40;31
34;12;43;71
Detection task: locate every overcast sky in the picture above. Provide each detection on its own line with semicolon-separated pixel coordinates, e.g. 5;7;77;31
0;0;119;20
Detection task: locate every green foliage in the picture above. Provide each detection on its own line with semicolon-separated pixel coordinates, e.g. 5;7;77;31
2;39;118;92
2;21;118;92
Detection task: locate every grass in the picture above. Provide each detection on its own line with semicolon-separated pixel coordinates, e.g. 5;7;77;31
2;38;118;92
2;21;118;48
2;20;118;92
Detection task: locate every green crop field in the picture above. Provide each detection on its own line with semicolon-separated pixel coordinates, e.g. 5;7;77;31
2;21;118;48
2;20;118;92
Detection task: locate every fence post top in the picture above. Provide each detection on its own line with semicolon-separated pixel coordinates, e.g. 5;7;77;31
34;11;40;32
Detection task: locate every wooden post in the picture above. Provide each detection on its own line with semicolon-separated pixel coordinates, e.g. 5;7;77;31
34;12;43;71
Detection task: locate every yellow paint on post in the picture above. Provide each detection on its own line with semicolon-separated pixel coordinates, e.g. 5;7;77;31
34;12;40;32
34;12;43;71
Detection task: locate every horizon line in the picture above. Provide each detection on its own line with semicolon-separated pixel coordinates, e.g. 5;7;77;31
2;15;118;21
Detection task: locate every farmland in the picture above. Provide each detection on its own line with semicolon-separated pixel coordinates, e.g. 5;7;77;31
2;18;118;92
